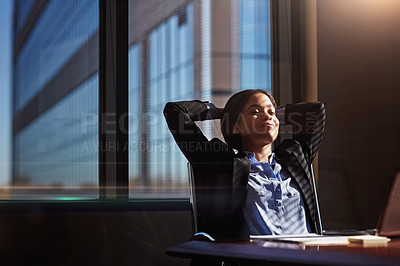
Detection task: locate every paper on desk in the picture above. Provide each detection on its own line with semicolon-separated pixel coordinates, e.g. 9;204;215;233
251;234;392;246
250;233;319;239
279;236;350;246
250;234;350;246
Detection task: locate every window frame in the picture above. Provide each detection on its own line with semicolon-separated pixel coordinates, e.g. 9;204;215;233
5;0;279;209
98;0;129;200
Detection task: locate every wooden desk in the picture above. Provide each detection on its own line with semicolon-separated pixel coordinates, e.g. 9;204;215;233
166;238;400;265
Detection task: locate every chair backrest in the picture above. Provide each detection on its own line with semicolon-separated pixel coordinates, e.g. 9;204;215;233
310;163;323;234
187;162;198;234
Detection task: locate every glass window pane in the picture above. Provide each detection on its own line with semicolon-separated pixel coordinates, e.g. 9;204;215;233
8;0;99;200
240;0;271;91
128;0;272;198
0;0;13;200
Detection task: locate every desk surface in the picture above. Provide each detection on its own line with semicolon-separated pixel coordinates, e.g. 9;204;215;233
166;238;400;265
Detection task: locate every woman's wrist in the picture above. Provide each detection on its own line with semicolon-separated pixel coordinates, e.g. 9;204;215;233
203;102;224;119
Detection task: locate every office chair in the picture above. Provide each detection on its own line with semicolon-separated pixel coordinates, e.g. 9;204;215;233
187;162;324;238
310;163;323;234
187;162;198;234
187;162;216;242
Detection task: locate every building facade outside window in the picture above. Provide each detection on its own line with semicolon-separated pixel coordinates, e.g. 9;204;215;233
10;0;271;200
128;0;272;198
11;0;99;199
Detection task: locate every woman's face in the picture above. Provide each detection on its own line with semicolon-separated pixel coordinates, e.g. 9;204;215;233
233;93;279;146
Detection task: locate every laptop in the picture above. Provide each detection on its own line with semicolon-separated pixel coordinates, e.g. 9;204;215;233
313;168;400;236
376;172;400;237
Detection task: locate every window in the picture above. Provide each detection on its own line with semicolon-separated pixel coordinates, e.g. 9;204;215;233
240;0;271;91
4;0;272;201
128;0;272;198
128;4;194;198
10;0;99;199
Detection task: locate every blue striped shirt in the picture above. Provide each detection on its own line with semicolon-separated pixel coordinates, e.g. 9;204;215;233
243;152;311;235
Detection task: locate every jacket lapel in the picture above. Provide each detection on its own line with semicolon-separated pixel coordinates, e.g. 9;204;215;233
232;151;251;194
275;140;317;232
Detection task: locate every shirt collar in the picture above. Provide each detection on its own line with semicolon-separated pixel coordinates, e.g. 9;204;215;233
245;151;276;165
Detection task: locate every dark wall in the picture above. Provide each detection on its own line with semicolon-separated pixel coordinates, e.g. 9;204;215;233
0;207;192;266
317;0;400;229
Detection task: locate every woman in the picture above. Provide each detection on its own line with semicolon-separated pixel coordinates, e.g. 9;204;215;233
164;89;325;240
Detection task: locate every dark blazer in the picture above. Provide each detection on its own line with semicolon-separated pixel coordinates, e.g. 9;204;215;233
164;100;326;240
